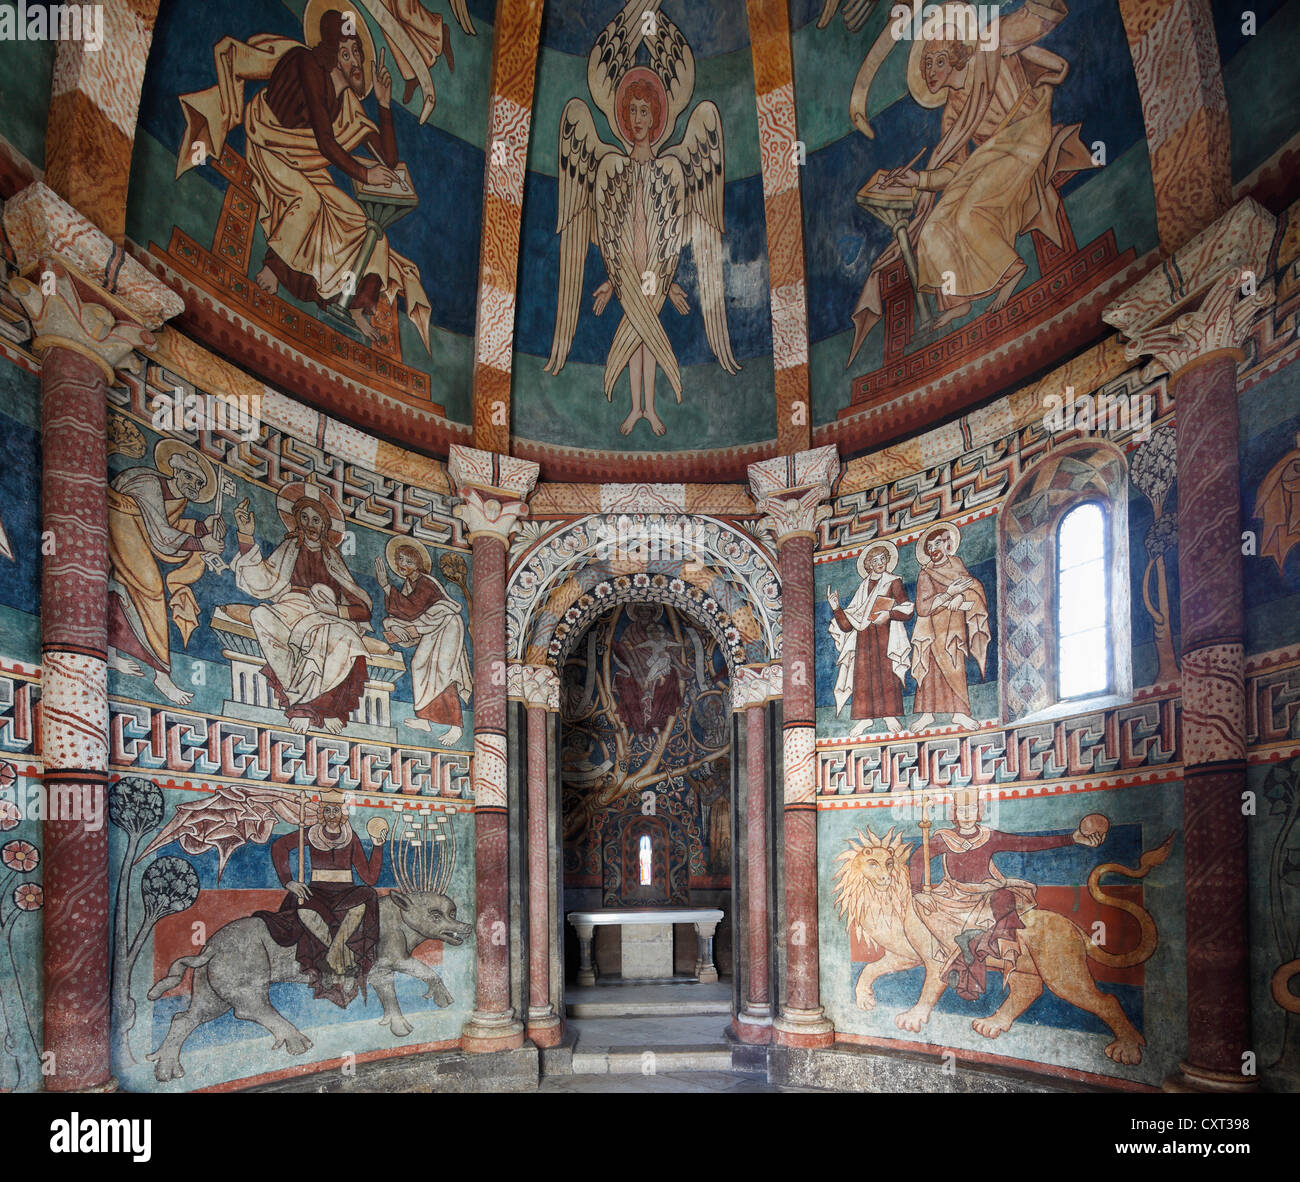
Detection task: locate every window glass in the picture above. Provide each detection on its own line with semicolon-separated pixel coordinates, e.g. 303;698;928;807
1057;503;1108;699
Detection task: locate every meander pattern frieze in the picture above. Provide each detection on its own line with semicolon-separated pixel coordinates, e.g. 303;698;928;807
108;366;466;548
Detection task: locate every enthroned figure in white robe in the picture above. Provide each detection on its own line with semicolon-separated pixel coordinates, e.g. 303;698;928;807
231;484;378;734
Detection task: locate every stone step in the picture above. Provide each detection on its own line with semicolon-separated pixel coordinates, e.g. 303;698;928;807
568;996;731;1018
571;1045;734;1075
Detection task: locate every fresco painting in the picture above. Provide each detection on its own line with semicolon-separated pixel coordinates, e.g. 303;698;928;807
561;603;731;902
821;784;1184;1086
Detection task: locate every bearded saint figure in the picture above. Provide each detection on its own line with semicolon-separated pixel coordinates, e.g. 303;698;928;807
176;4;433;347
909;522;990;732
231;482;378;734
255;789;388;1008
108;442;227;706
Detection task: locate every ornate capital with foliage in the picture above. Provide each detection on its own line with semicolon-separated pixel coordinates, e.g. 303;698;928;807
731;663;782;711
509;663;561;711
1103;198;1276;380
10;260;158;383
747;444;839;545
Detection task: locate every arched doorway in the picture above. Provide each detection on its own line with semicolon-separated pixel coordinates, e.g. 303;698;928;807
505;512;783;1064
560;601;733;979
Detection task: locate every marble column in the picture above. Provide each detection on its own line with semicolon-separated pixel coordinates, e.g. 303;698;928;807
732;664;781;1044
8;241;178;1090
1103;199;1275;1093
748;446;838;1048
450;446;538;1054
514;663;562;1048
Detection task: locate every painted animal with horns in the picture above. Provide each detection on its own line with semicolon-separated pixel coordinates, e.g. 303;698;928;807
832;824;1174;1066
545;0;740;439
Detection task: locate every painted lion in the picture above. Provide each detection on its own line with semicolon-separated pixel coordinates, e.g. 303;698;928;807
832;826;1174;1066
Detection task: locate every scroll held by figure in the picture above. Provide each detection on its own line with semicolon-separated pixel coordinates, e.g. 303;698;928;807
545;0;740;439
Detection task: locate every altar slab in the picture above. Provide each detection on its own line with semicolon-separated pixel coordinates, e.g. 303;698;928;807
567;909;723;985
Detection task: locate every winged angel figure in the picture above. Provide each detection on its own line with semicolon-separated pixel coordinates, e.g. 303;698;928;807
545;0;740;439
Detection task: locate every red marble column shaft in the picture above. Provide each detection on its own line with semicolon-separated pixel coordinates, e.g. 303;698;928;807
469;533;511;1023
40;345;111;1091
746;703;769;1008
524;699;562;1045
779;534;822;1017
1172;351;1252;1086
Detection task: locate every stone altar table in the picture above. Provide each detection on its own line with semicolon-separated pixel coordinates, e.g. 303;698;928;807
566;909;723;985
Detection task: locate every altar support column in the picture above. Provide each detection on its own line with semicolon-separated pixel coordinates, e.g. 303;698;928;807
450;446;538;1054
1103;199;1275;1093
4;185;182;1090
733;665;780;1043
749;447;838;1049
518;664;562;1047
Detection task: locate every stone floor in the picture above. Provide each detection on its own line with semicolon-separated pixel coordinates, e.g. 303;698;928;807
539;1069;814;1093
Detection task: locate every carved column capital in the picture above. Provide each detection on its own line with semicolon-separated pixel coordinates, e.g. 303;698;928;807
453;486;531;545
747;444;839;545
732;663;783;711
1103;197;1276;381
448;443;539;545
11;261;155;383
4;181;183;330
508;662;561;712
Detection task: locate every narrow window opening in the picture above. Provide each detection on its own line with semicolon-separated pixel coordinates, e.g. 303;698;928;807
638;834;653;886
1057;502;1110;700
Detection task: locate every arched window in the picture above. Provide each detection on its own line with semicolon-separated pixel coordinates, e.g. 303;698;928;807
998;441;1131;723
1056;501;1110;699
638;834;653;886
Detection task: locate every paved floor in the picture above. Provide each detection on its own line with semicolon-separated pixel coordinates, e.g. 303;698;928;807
569;1014;732;1046
539;1069;816;1093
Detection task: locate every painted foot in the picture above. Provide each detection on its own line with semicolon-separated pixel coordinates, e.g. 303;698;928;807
987;266;1027;313
972;1015;1012;1040
350;307;378;343
933;302;971;329
440;724;462;745
289;716;312;734
849;718;874;737
402;718;432;731
619;410;642;435
108;649;145;679
854;981;877;1011
911;713;935;732
895;1005;932;1033
323;717;346;734
952;712;980;731
1104;1036;1144;1065
423;978;453;1006
882;716;902;732
645;409;667;436
154;671;194;706
255;264;279;294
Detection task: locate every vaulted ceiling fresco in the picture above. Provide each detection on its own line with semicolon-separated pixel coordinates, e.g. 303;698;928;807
17;0;1275;479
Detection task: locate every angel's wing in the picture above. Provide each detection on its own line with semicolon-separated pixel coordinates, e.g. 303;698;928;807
663;102;740;376
588;0;657;136
448;0;476;37
817;0;879;32
596;155;685;400
546;99;620;376
645;7;695;151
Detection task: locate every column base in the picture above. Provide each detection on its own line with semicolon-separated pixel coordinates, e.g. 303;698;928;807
695;964;720;984
1163;1061;1260;1094
527;1007;564;1048
773;1008;834;1049
733;1007;773;1045
461;1012;525;1054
